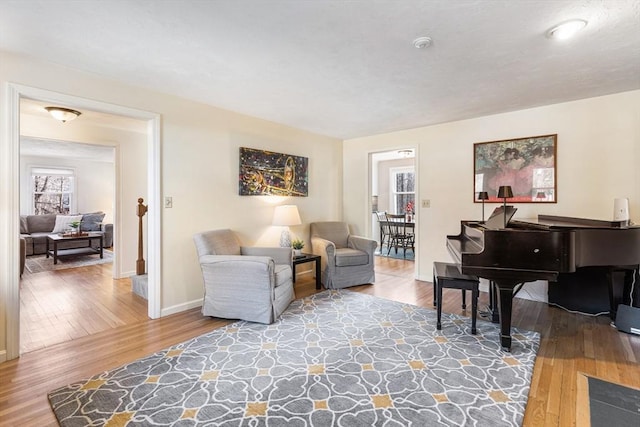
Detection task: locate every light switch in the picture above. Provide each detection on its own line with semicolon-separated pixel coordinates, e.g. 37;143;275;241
164;196;173;208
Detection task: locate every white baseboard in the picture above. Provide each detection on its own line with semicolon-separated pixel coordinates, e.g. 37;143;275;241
0;350;6;364
416;274;430;282
161;298;203;317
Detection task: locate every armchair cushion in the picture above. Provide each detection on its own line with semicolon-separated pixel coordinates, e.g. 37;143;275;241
335;248;369;267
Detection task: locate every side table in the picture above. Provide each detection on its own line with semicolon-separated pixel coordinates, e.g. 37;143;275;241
293;253;321;290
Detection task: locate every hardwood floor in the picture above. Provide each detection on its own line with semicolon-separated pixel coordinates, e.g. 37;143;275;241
20;261;148;353
2;257;639;426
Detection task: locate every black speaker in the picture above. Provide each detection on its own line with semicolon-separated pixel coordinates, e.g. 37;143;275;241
615;304;640;335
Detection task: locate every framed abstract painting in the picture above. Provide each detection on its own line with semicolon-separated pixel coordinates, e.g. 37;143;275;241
239;147;308;196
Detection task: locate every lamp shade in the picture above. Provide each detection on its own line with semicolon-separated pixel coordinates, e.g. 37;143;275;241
272;205;301;226
478;191;489;201
497;186;513;198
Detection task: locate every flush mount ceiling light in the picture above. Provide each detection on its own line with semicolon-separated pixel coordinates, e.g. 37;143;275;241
44;106;82;123
546;19;587;40
412;36;432;49
398;149;414;158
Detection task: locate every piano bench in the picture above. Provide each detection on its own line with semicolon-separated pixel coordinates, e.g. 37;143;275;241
433;262;480;334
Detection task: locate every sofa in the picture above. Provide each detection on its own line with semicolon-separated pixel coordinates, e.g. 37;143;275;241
20;212;113;256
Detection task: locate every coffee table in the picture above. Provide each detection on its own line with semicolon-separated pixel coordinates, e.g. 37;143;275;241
46;232;104;265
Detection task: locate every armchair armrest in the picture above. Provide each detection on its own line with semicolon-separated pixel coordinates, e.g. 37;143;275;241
198;255;276;291
348;235;377;256
311;236;336;267
241;246;292;266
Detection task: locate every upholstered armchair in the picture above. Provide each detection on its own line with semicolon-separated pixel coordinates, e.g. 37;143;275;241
310;221;377;289
193;229;294;324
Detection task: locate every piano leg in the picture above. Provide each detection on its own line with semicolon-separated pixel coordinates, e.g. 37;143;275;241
488;281;500;323
494;281;517;351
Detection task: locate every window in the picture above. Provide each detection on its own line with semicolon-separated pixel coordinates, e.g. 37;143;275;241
31;167;75;214
390;167;415;214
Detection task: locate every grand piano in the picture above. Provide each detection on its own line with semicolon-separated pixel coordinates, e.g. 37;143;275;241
447;211;640;350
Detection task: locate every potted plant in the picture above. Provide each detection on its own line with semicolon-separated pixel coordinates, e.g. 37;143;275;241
69;221;81;236
291;239;305;257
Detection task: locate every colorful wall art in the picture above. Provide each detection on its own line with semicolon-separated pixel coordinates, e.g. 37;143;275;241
239;147;309;196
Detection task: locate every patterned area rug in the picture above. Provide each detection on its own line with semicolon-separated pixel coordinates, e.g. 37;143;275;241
24;250;113;274
48;290;539;426
376;245;415;260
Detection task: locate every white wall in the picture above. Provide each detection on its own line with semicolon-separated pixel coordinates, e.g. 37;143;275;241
0;51;343;359
344;90;640;301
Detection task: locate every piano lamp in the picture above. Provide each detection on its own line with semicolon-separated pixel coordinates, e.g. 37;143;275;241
478;191;489;221
272;205;302;247
497;185;513;228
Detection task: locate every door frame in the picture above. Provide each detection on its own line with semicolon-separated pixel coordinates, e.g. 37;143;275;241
1;83;162;361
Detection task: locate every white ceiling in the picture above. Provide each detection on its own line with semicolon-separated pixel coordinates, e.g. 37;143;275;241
1;0;639;139
20;136;116;163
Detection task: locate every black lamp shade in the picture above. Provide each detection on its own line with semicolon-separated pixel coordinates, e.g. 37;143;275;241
536;191;546;199
497;186;513;198
478;191;489;200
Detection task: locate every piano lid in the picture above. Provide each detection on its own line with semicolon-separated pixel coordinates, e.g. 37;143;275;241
512;214;636;229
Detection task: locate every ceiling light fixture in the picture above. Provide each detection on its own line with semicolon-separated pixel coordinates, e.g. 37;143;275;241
45;106;82;123
412;36;432;49
398;149;414;158
546;19;587;40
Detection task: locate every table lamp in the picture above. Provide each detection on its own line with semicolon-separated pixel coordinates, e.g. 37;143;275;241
272;205;302;247
478;191;489;221
497;185;513;228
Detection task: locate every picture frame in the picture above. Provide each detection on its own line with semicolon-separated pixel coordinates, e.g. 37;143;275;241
239;147;308;196
474;134;557;203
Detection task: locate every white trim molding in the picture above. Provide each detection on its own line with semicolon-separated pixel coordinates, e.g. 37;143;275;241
2;83;162;361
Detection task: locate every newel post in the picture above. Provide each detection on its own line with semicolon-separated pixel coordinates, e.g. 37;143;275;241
136;197;148;275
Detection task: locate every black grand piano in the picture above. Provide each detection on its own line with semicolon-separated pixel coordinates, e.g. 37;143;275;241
447;211;640;350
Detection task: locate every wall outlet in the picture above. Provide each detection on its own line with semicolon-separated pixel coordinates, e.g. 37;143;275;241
422;199;430;208
164;196;173;208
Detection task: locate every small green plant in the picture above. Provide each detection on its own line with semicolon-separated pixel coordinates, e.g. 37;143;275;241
291;239;305;250
69;221;81;230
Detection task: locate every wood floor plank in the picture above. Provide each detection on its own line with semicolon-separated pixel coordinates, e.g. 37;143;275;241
2;257;640;426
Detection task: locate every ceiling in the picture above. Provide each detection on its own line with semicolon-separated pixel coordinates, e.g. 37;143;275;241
1;0;639;140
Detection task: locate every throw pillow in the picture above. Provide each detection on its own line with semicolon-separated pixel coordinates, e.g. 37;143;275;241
52;215;83;233
80;212;106;231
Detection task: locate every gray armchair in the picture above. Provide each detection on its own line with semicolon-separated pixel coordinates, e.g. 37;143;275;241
310;221;377;289
193;229;294;324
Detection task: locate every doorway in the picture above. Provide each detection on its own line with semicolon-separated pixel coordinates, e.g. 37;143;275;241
3;84;162;361
370;149;416;259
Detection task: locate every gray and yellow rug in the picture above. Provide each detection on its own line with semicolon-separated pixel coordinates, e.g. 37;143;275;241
48;290;539;426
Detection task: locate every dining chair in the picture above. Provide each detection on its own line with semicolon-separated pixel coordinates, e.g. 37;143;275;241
375;211;391;251
385;213;415;258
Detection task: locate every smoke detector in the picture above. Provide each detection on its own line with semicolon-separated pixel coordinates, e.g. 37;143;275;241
413;36;433;49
